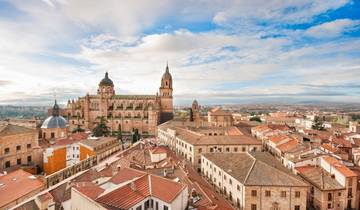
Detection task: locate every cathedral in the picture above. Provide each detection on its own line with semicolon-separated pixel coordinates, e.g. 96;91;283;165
66;64;173;135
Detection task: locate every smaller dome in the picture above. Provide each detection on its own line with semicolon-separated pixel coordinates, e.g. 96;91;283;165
99;72;114;86
41;116;67;129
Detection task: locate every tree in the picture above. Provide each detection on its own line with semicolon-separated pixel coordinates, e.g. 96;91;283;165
93;116;110;137
131;128;141;143
72;124;85;133
117;124;123;142
250;116;262;123
312;116;325;131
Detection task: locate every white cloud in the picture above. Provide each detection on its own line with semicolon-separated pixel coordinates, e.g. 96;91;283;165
0;0;359;105
305;19;360;38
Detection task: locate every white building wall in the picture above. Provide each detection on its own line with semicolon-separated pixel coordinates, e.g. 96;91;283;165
71;189;107;210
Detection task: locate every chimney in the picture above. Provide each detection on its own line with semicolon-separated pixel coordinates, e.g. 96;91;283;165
130;181;136;191
148;175;152;195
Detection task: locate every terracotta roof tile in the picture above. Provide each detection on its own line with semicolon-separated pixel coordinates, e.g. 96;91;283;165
277;139;299;153
96;170;186;209
109;167;146;185
268;135;290;144
322;156;357;177
0;169;44;208
74;182;105;200
320;144;338;153
150;146;168;154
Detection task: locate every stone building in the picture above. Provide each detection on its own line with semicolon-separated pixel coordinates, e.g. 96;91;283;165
208;107;233;127
0;123;42;172
158;120;262;171
66;64;173;135
201;152;308;210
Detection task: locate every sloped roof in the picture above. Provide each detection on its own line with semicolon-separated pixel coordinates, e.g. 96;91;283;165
0;169;44;208
322;156;357;177
202;152;307;187
174;127;261;146
0;124;35;137
208;107;232;116
109;167;146;185
74;182;105;200
96;173;186;209
296;166;344;191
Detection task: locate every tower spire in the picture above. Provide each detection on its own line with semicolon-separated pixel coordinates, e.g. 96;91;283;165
166;61;169;73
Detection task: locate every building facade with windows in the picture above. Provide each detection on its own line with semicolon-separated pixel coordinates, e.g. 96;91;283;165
66;64;174;135
201;152;308;210
0;123;42;172
157;121;262;171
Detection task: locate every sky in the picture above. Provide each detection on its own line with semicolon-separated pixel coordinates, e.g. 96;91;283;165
0;0;359;106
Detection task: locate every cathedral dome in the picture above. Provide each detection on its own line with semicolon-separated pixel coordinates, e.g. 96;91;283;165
41;116;67;129
41;100;67;129
99;72;114;86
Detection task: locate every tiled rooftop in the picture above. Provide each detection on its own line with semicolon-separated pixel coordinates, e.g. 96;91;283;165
203;152;307;187
0;170;44;208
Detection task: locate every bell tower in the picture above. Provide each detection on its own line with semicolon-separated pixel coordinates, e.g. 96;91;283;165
159;63;173;123
97;72;115;98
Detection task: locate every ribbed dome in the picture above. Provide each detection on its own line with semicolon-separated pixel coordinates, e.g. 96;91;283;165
41;116;67;129
41;100;67;128
99;72;114;86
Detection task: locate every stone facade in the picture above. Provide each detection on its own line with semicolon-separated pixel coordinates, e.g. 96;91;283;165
157;120;262;171
66;64;173;136
0;124;42;172
201;153;308;210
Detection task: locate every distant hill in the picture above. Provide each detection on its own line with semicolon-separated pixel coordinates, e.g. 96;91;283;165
0;105;48;119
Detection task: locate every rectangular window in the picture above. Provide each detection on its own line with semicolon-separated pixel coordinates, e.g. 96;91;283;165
226;147;230;152
281;191;287;197
251;190;257;197
265;190;271;197
328;193;332;201
251;204;257;210
229;179;232;185
144;200;150;209
16;145;21;151
234;147;238;152
4;148;10;154
17;158;21;165
295;191;301;198
198;148;202;153
294;205;300;210
242;147;246;152
163;206;168;210
5;161;10;168
155;202;158;210
27;144;31;148
136;206;142;210
210;148;214;152
27;156;32;163
237;185;240;191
